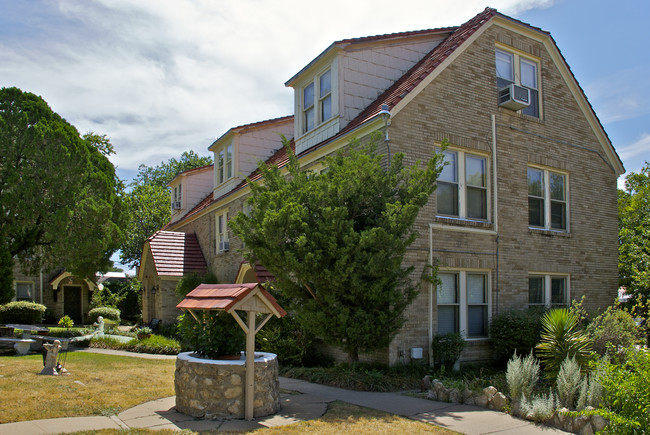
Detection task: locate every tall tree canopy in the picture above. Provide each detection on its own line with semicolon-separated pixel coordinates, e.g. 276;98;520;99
119;150;212;267
230;135;445;361
0;87;124;301
619;163;650;307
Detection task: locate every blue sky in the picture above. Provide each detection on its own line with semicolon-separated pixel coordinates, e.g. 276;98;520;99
1;0;647;271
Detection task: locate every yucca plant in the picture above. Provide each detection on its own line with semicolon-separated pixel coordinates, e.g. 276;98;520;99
535;308;592;380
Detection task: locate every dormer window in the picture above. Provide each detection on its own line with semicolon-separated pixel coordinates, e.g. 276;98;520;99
217;143;233;185
496;48;540;118
173;184;182;203
302;69;332;133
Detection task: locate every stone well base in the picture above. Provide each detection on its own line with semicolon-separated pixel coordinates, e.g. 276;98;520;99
174;351;279;419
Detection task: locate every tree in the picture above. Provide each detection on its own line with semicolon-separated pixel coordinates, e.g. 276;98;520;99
230;134;445;362
0;87;124;300
119;150;212;267
618;163;650;310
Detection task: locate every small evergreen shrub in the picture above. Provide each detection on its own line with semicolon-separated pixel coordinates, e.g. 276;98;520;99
506;351;540;401
0;301;47;324
489;309;542;364
575;370;602;411
178;311;244;359
257;315;314;366
58;315;74;329
536;308;592;379
88;306;120;322
556;356;582;409
521;389;558;423
586;305;644;360
431;332;465;371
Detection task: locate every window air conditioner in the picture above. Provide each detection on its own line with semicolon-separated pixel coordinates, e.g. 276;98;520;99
219;241;230;252
172;201;182;210
498;84;530;111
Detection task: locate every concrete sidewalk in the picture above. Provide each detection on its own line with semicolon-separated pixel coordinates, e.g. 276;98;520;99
0;375;566;434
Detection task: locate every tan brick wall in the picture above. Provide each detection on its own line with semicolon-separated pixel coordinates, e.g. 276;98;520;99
384;24;619;365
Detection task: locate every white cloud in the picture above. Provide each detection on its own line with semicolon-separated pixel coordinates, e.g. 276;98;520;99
0;0;556;174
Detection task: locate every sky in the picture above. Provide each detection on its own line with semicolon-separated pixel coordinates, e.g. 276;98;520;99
1;0;648;271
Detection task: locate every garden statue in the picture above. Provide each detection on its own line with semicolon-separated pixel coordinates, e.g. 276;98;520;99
93;316;105;337
40;340;68;375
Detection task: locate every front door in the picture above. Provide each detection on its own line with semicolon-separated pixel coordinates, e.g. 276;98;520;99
63;286;82;324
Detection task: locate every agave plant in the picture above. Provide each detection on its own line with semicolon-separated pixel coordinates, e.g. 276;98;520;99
535;308;592;379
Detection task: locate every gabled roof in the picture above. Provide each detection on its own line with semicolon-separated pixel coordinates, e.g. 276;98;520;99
209;115;294;151
168;164;214;187
166;7;623;230
143;231;207;277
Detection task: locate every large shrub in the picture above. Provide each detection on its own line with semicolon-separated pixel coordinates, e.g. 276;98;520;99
178;311;245;359
431;332;465;371
489;309;543;364
594;347;650;433
175;271;218;301
536;308;592;379
0;301;46;324
586;305;644;359
88;306;120;322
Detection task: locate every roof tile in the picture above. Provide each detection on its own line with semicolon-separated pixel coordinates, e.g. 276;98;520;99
146;231;207;277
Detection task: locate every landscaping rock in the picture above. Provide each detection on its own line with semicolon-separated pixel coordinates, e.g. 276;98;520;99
482;386;497;400
461;388;473;403
579;422;594;435
421;375;433;391
488;392;507;411
426;389;438;401
449;388;462;403
474;394;489;408
591;414;608;432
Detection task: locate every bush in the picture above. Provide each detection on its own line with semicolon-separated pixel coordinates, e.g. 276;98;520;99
88;306;120;322
257;316;314;366
521;389;558;423
536;308;592;379
58;315;74;329
127;335;181;355
0;301;47;324
175;271;218;301
556;356;582;409
431;332;465;371
575;370;602;411
506;351;540;401
178;311;244;359
594;347;650;433
490;309;543;364
100;278;141;321
586;305;644;360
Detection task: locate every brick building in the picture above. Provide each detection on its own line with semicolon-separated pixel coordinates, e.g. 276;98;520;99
139;8;623;365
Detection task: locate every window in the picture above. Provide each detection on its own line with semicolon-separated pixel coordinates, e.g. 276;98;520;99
496;48;539;117
528;167;567;230
437;271;489;338
302;69;332;133
217;212;229;252
437;149;488;220
173;184;182;205
529;275;568;308
15;282;34;301
217;143;234;185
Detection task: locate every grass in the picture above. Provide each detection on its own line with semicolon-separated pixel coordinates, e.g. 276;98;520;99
65;401;458;435
0;352;175;423
89;334;181;355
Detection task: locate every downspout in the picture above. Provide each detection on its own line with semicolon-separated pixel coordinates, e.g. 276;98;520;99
428;224;433;367
492;114;500;315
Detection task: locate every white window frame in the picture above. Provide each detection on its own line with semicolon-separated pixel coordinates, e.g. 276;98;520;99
301;68;333;134
496;47;541;118
436;147;490;221
173;184;182;204
216;211;229;253
14;281;35;301
436;270;491;339
528;273;570;309
527;165;569;231
216;143;234;186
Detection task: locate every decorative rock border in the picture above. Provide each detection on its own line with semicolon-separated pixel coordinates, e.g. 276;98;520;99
175;351;280;420
422;376;608;434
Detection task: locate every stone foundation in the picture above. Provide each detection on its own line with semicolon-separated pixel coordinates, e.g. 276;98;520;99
174;352;279;419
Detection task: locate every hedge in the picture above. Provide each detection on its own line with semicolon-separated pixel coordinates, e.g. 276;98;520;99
0;301;47;324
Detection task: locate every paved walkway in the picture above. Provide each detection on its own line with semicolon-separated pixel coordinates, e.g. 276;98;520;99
0;349;567;434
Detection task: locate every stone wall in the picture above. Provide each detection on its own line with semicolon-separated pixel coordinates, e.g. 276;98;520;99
175;352;280;419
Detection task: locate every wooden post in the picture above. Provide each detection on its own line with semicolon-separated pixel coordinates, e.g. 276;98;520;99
245;310;256;420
